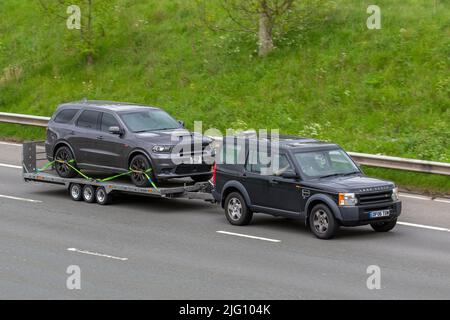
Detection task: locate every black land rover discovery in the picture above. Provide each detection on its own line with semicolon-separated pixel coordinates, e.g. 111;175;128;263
212;136;402;239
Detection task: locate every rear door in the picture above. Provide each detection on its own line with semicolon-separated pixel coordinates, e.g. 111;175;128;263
68;110;101;165
243;147;273;208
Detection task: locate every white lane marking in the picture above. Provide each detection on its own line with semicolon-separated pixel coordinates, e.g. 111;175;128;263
67;248;128;261
0;163;21;169
400;194;431;201
0;141;22;147
398;222;450;233
0;194;42;203
217;230;281;243
400;193;450;204
434;199;450;204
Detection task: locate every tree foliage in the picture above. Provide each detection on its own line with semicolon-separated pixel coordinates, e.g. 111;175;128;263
201;0;298;56
36;0;114;65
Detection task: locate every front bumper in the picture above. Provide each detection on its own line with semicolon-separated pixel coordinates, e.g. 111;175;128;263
151;154;213;179
338;200;402;226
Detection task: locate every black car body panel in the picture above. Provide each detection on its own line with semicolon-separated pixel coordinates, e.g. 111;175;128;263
45;101;213;179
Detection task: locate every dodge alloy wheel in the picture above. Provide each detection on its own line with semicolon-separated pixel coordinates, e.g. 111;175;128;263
54;146;78;178
130;155;156;188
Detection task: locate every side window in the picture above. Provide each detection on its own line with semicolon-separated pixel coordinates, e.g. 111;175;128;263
246;151;293;176
54;109;78;124
76;110;100;130
272;154;293;176
246;149;271;174
219;142;245;165
101;113;120;132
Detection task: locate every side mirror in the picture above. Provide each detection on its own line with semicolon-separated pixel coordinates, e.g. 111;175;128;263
281;171;298;179
178;120;185;127
109;126;122;135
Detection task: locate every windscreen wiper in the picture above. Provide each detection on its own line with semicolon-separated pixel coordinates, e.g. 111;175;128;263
319;173;342;179
342;171;361;176
135;130;151;133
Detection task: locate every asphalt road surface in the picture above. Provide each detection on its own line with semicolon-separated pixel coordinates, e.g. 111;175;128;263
0;141;449;299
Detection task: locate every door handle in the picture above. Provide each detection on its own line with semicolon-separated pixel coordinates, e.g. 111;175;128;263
269;179;280;185
96;136;104;140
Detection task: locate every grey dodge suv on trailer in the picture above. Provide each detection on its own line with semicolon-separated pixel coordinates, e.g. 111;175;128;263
212;136;402;239
45;101;213;187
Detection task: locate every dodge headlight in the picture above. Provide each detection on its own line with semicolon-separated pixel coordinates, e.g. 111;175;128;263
338;193;358;206
391;187;399;201
152;145;172;153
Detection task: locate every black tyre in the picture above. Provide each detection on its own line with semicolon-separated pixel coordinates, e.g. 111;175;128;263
130;155;157;187
224;192;253;226
54;146;78;178
371;218;397;232
191;173;213;183
95;187;111;205
82;185;96;203
309;204;339;239
69;183;83;201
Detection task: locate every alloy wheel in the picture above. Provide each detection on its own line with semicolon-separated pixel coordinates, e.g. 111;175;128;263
313;209;329;234
227;197;242;221
131;158;148;185
55;149;71;175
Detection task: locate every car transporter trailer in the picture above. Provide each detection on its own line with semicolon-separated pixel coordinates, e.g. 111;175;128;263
22;141;215;205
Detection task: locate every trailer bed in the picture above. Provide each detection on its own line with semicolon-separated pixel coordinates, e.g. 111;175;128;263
22;141;215;203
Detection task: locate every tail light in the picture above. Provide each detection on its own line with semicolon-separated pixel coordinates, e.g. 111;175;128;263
212;163;217;185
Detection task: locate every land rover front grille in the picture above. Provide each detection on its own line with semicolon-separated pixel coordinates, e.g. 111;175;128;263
358;191;392;205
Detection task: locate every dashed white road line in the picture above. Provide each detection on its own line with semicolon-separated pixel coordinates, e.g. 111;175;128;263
67;248;128;261
0;163;21;169
0;194;42;203
0;141;22;147
400;194;431;201
400;193;450;204
435;199;450;204
398;222;450;233
217;230;281;243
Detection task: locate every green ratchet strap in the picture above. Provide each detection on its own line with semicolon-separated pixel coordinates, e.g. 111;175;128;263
130;168;159;190
97;171;131;182
60;159;92;181
37;160;159;191
37;160;56;172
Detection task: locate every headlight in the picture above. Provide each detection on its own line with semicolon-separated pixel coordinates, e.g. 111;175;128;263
391;187;399;201
152;145;172;153
338;193;358;206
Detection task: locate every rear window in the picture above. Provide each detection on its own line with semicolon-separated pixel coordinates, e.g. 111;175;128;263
54;109;78;124
76;110;100;129
219;141;246;165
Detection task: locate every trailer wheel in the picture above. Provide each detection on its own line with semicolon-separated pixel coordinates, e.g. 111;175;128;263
69;183;83;201
82;185;96;203
95;187;111;205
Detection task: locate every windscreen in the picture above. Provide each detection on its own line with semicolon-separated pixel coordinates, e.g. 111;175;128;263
120;110;181;132
294;149;360;179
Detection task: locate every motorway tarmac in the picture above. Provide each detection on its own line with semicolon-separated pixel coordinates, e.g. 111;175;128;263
0;141;449;299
